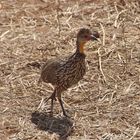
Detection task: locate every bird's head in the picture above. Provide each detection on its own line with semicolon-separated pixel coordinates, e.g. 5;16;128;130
76;28;100;53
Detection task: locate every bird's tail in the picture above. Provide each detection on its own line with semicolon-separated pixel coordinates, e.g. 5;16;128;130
26;61;41;69
26;61;43;85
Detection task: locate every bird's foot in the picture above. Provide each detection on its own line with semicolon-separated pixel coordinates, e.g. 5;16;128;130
44;95;56;103
48;111;53;117
63;111;70;118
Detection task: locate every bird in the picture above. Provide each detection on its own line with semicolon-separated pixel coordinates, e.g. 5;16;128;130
38;28;99;117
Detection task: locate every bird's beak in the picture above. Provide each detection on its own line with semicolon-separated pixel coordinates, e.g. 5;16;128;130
90;31;100;41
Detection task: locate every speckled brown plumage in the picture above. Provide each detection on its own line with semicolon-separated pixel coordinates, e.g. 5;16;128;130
40;53;86;89
39;28;99;116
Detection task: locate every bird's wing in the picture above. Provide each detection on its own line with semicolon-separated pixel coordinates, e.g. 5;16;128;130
40;54;72;84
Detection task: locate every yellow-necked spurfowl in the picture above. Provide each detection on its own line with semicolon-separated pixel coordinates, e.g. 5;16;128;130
39;28;99;116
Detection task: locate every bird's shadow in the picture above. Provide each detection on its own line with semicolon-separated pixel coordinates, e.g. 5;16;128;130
31;111;73;140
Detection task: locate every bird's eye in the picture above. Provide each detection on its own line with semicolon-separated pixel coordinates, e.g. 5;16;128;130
84;35;88;38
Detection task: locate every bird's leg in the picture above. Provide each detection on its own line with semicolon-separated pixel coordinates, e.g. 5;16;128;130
50;90;57;116
57;93;68;117
44;89;56;116
44;89;57;102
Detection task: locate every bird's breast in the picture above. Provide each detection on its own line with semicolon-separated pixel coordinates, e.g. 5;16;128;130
56;56;86;89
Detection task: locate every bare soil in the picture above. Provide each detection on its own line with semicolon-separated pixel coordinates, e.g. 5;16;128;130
0;0;140;140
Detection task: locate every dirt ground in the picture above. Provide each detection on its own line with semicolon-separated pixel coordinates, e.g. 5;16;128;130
0;0;140;140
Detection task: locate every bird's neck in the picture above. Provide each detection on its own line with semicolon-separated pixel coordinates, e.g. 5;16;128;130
76;40;86;54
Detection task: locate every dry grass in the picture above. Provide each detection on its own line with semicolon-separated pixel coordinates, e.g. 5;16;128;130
0;0;140;140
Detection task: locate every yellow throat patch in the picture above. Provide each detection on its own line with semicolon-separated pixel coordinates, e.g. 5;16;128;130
79;42;86;54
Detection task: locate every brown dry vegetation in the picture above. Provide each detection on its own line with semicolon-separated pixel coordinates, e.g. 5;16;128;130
0;0;140;140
